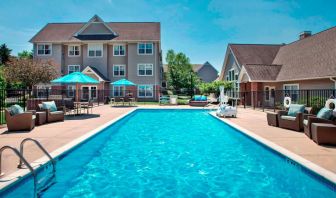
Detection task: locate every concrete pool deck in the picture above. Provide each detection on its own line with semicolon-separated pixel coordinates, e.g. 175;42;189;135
0;105;335;184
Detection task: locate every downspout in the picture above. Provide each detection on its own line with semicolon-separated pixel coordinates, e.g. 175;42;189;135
330;77;336;89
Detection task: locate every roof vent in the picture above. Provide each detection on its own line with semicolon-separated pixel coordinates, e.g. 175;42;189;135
299;31;312;40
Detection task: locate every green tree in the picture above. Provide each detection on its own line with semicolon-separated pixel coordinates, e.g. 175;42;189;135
18;50;33;59
0;44;12;64
166;49;199;92
4;58;58;88
198;80;233;95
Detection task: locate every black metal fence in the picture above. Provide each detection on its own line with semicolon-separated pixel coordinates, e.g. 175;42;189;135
0;88;334;124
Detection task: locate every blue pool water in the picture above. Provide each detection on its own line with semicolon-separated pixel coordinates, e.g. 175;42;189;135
2;109;335;197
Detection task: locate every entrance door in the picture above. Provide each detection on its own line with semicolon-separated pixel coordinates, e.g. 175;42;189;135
270;87;275;105
81;86;97;101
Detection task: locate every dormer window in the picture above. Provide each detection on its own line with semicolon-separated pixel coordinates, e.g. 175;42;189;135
37;44;52;55
88;44;103;57
138;43;153;55
68;45;80;57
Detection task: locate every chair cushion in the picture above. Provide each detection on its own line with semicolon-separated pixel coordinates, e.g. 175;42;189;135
194;95;202;101
316;107;333;120
42;101;57;112
32;115;36;120
303;119;308;126
281;115;296;121
201;95;207;101
50;111;63;115
9;105;24;116
288;104;305;117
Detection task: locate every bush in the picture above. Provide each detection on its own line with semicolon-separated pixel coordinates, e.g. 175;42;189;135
198;81;233;95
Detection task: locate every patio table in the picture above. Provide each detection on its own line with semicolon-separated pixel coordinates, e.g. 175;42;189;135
74;102;89;115
128;98;136;106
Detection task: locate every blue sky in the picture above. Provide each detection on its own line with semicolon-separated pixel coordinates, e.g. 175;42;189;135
0;0;335;70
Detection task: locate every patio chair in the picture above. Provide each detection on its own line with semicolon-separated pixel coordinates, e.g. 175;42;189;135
159;95;170;105
81;100;94;114
189;95;208;107
5;105;36;131
277;104;311;131
63;99;76;116
38;101;65;123
303;102;336;138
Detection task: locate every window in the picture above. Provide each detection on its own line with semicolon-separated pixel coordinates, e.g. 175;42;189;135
68;65;80;74
37;44;52;55
138;85;153;98
88;44;103;57
138;43;153;55
138;64;153;76
113;45;125;56
68;85;75;97
227;69;239;98
265;86;270;101
283;84;299;102
161;81;167;88
113;86;125;97
90;87;97;99
113;65;126;77
68;45;80;56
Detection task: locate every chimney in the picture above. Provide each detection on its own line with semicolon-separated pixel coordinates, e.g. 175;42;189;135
299;31;312;40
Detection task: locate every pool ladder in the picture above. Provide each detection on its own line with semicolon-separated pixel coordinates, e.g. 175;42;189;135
0;138;56;198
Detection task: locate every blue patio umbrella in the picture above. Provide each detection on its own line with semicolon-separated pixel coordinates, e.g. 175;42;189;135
51;72;99;101
111;78;136;86
111;79;136;97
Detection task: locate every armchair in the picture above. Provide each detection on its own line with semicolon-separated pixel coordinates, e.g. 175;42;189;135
5;109;35;131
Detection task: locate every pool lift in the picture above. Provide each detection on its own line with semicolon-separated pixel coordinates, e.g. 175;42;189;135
216;86;238;118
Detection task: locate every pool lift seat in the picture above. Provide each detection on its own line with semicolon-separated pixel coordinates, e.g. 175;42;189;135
0;138;57;198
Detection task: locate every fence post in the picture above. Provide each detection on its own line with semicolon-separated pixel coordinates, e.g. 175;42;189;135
23;89;26;111
273;90;276;112
46;88;49;101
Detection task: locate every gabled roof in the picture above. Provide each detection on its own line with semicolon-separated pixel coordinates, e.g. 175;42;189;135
243;64;282;81
163;61;217;73
30;16;160;43
229;44;282;66
272;26;336;81
82;66;110;82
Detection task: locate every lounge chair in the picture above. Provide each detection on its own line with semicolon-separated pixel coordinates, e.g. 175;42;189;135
38;101;65;123
189;95;208;107
303;102;336;138
277;104;311;131
159;95;170;105
5;105;36;131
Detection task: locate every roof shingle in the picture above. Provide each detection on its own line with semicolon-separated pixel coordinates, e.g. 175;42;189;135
30;22;161;43
244;64;282;81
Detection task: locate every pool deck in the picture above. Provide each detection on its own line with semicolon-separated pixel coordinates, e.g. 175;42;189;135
0;105;335;185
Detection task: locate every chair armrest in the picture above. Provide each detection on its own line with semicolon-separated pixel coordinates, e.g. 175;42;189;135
27;110;36;115
57;106;66;113
308;116;334;125
12;112;34;120
277;110;287;116
303;114;314;120
295;112;303;121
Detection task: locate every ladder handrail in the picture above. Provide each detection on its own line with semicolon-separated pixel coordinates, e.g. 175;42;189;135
0;146;37;198
18;138;56;175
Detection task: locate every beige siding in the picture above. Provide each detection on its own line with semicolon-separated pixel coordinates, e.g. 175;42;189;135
33;43;63;75
63;45;83;74
82;44;108;76
197;65;218;82
108;44;128;82
81;23;112;34
262;78;334;90
222;52;240;80
127;43;160;85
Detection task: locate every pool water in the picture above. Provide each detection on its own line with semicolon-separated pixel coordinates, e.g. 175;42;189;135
2;109;335;197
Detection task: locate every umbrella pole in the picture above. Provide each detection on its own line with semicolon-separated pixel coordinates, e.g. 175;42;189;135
76;83;80;102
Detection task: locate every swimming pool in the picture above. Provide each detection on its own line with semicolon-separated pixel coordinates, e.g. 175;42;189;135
1;109;335;197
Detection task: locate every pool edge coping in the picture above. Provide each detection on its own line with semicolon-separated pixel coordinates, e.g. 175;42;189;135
208;111;336;184
0;108;138;191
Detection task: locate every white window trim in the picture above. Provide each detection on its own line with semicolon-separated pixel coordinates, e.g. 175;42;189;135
137;42;153;55
36;43;52;56
137;84;154;98
112;85;125;97
113;44;126;56
87;43;103;58
68;65;81;74
113;64;126;77
68;45;81;57
81;86;98;99
283;84;299;90
137;63;154;76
